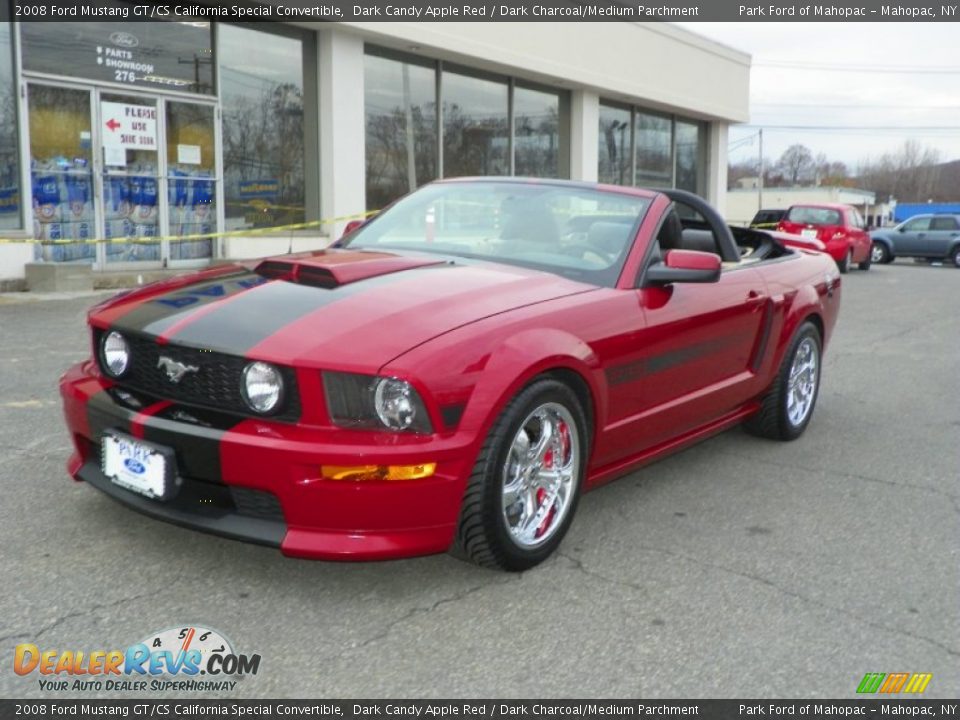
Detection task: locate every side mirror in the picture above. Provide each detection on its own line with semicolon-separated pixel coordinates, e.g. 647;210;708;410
898;227;906;233
340;219;368;240
645;249;721;285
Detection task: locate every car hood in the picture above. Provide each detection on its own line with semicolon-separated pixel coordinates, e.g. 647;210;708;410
91;249;598;370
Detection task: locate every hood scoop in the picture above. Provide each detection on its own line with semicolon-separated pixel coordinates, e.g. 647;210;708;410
254;250;446;288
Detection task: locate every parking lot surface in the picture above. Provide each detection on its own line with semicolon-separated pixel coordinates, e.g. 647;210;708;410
1;261;957;699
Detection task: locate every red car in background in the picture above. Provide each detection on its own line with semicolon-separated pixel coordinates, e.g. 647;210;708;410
60;180;842;571
777;203;871;273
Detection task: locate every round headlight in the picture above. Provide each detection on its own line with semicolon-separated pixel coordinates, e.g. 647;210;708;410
242;361;283;414
374;378;417;430
101;331;130;377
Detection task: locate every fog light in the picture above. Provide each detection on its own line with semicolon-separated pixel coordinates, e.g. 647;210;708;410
321;463;437;482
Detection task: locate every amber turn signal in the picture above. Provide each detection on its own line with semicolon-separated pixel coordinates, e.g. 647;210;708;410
321;463;437;482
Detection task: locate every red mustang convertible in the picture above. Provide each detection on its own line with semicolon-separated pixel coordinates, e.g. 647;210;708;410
60;180;841;570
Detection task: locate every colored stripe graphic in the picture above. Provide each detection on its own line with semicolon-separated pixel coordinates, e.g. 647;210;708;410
857;672;932;694
856;673;885;694
879;673;909;693
903;673;933;694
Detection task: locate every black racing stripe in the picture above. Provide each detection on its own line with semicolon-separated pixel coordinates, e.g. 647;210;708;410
87;388;137;443
166;266;447;354
111;271;265;337
606;330;758;386
140;410;242;486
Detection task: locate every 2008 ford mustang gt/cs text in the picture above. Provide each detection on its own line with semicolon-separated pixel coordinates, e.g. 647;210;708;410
60;180;841;571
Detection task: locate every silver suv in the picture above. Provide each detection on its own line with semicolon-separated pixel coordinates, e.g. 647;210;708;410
870;214;960;267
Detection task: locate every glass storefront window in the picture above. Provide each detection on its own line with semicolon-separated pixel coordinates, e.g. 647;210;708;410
598;104;632;186
635;111;672;188
166;101;215;260
364;47;570;209
365;53;437;212
0;21;19;230
100;93;161;263
513;86;560;178
21;21;213;95
28;85;96;262
442;70;509;178
600;103;707;195
220;25;305;230
675;120;704;194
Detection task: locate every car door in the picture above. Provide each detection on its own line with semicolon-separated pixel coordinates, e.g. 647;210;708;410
927;216;960;256
847;207;870;260
601;208;769;458
895;216;931;256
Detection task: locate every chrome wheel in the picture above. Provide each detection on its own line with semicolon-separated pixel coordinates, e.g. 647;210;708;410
786;337;818;428
870;243;885;263
501;402;580;549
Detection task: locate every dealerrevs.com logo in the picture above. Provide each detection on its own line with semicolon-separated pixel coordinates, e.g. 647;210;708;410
14;625;260;693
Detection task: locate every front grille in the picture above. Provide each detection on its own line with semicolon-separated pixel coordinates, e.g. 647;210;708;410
232;487;285;521
96;330;300;421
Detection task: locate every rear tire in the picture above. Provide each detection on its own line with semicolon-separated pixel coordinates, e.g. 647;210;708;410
858;252;871;271
870;242;890;264
951;246;960;268
837;249;851;274
744;321;822;441
452;379;588;571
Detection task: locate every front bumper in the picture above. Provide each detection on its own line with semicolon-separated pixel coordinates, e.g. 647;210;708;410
60;361;477;560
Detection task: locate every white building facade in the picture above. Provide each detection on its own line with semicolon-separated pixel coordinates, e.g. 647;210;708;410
0;19;750;286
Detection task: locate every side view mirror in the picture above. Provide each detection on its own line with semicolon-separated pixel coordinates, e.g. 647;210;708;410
898;227;906;233
645;249;721;285
340;219;368;240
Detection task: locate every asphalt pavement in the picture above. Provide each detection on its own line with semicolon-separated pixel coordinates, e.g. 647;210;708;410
0;260;957;699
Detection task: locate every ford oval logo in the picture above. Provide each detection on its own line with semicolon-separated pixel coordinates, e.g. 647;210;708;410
124;458;146;475
110;31;139;48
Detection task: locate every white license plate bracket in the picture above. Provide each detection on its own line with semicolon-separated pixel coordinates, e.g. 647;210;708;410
102;431;177;501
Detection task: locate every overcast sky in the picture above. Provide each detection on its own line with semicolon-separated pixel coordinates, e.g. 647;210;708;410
674;23;960;172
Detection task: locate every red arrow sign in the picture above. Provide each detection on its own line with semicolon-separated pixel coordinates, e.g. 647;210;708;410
105;118;121;131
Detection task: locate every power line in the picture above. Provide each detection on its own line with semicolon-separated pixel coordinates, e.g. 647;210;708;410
751;102;960;110
753;60;960;75
739;124;960;131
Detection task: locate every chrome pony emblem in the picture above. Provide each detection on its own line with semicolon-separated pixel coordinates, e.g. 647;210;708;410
157;356;199;384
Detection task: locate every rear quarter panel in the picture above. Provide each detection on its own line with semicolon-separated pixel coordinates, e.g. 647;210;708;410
754;250;841;386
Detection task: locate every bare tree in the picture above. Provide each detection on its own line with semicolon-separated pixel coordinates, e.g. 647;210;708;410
857;140;942;202
814;153;850;187
776;144;815;186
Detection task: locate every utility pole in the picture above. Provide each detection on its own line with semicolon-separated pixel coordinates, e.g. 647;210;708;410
758;128;764;211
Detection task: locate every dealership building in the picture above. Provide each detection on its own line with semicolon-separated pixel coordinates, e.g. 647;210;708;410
0;18;750;288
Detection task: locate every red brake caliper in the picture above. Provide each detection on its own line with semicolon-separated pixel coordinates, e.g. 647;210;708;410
534;421;569;538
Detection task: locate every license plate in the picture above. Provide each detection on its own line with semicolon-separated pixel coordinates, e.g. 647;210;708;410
801;228;819;239
102;432;173;501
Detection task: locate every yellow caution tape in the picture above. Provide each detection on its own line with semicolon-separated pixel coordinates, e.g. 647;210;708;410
0;210;378;245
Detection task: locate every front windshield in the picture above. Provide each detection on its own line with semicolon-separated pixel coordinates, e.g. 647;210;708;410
342;181;652;287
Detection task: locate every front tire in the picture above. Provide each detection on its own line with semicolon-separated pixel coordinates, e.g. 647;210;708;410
951;246;960;268
858;251;872;271
744;322;822;441
452;379;588;571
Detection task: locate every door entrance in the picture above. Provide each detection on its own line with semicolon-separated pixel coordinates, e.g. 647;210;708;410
27;81;219;269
